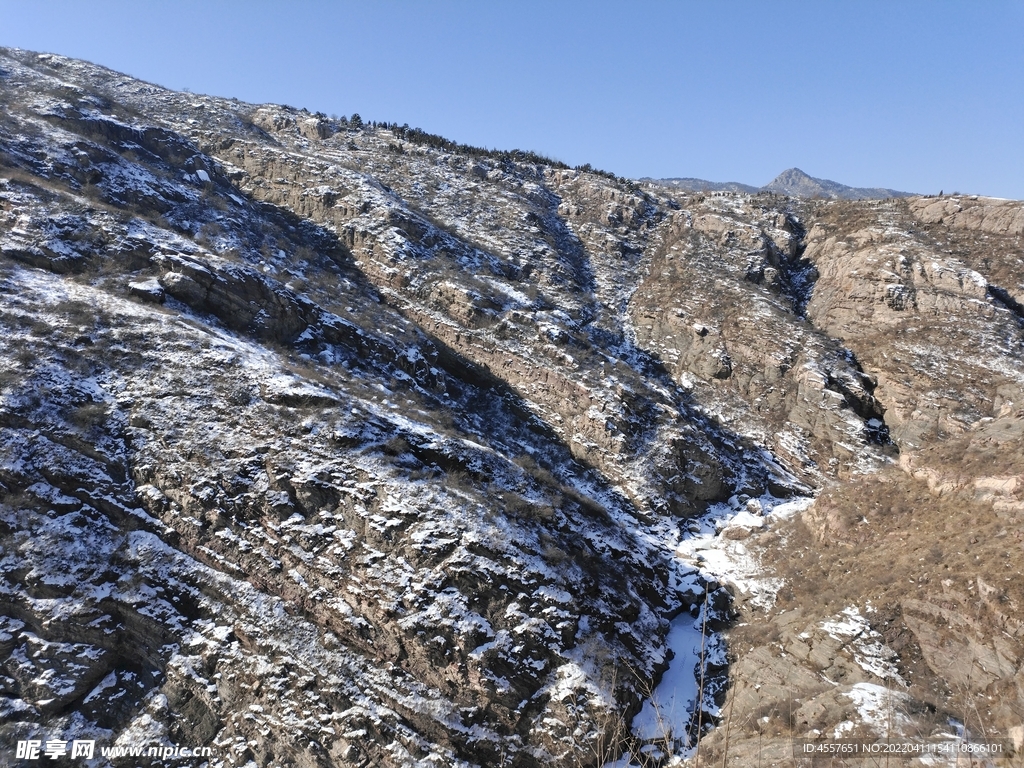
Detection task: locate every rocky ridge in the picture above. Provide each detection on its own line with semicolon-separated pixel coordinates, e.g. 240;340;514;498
644;167;914;200
1;48;1023;766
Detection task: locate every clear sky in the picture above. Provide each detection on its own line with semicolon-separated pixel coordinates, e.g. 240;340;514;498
2;1;1022;198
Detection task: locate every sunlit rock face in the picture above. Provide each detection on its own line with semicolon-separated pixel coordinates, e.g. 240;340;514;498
2;48;1023;767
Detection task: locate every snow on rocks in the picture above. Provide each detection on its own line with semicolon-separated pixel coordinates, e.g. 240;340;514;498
127;277;165;302
819;606;906;685
832;682;910;739
675;495;814;610
9;45;1021;766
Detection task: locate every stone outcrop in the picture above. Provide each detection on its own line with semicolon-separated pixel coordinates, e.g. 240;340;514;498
910;195;1024;236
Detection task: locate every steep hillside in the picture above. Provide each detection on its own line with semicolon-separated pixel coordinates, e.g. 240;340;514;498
1;49;1022;767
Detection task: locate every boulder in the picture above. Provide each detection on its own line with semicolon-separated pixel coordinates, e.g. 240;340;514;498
128;278;165;303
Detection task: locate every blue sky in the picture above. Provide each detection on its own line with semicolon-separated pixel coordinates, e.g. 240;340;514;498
2;1;1022;198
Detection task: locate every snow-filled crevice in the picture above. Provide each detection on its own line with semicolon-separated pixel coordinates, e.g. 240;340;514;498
823;357;895;449
614;494;814;765
771;212;817;318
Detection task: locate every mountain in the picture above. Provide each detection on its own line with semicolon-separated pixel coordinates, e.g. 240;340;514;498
637;177;759;194
761;167;914;199
2;48;1023;766
644;167;916;200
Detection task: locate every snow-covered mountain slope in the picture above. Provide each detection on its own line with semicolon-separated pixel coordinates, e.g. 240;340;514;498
2;48;1023;766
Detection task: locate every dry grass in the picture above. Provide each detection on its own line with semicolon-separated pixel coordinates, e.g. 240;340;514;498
723;466;1024;756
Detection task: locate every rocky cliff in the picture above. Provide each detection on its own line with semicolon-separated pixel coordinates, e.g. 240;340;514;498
1;48;1022;767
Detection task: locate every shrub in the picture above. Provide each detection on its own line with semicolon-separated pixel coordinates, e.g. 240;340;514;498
71;401;109;428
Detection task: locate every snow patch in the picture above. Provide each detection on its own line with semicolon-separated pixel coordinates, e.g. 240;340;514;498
833;682;910;738
675;495;813;609
631;614;703;746
820;606;906;684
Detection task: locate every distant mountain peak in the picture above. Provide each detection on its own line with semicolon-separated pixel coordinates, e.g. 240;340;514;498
644;167;915;200
761;167;913;200
771;167;814;183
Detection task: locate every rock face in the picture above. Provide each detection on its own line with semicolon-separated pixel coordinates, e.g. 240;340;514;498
1;48;1023;766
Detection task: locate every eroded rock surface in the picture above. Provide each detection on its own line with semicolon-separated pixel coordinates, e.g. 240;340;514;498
1;48;1023;766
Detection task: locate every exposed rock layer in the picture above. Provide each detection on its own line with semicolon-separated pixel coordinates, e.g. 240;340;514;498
1;48;1022;766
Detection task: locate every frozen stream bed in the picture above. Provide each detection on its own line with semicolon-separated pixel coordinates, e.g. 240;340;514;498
612;494;814;765
631;614;706;745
